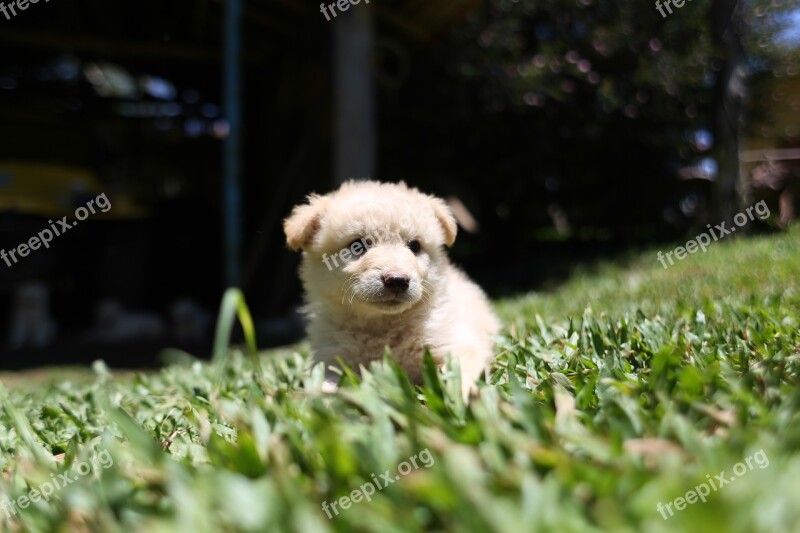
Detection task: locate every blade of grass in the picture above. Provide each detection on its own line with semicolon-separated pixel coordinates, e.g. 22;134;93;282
0;384;55;465
212;288;262;382
213;288;258;362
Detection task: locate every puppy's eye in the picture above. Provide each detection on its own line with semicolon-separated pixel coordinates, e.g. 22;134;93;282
408;240;421;254
348;238;368;257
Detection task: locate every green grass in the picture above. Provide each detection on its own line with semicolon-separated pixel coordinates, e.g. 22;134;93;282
2;228;800;532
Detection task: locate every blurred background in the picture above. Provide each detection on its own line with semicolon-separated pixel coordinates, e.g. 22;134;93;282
0;0;797;369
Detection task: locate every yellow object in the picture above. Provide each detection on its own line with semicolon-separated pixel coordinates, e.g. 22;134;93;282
0;161;146;218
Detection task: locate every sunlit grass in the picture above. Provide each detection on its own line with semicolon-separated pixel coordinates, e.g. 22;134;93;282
1;228;799;532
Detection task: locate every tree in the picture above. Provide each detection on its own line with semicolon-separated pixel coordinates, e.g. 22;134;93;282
380;0;799;243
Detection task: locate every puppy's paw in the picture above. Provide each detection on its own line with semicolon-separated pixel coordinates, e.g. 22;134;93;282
453;346;492;403
321;379;339;394
461;380;480;402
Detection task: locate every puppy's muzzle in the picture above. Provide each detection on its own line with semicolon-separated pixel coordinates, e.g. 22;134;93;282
381;272;410;293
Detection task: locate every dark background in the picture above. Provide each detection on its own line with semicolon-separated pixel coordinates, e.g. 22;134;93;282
0;0;797;368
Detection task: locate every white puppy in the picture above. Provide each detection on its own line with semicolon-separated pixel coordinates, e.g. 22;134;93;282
284;181;499;397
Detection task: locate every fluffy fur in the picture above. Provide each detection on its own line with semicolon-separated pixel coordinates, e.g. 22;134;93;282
284;181;499;397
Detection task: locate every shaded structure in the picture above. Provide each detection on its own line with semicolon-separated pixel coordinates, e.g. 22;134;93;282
0;0;481;365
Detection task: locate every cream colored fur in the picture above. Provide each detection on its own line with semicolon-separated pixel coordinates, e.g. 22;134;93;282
284;181;499;398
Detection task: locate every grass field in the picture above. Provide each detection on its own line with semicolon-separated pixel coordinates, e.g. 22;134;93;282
1;228;799;532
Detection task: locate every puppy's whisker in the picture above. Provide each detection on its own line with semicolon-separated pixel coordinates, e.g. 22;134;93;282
344;287;357;306
419;280;434;303
341;276;360;305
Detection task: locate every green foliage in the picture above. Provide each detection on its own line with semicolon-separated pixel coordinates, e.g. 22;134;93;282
411;0;725;235
390;0;797;239
1;229;800;531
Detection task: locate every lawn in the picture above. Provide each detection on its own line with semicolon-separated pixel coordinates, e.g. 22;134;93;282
1;228;799;532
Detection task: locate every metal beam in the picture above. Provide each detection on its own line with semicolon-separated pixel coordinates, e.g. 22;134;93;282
334;4;377;183
739;148;800;163
223;0;244;287
0;29;222;63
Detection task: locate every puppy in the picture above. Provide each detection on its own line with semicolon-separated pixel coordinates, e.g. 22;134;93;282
284;181;499;398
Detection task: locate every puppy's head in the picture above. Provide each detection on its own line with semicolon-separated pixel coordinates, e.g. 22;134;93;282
284;181;457;316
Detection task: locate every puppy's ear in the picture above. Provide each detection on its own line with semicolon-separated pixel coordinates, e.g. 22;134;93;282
283;194;329;251
429;196;458;247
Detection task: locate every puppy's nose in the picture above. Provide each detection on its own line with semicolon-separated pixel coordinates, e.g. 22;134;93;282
382;272;410;292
